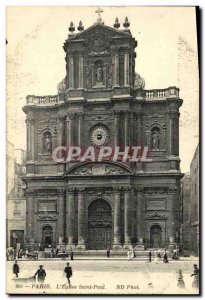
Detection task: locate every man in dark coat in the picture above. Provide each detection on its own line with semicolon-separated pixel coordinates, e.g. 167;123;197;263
163;250;169;263
13;260;20;278
148;251;152;262
70;249;74;260
107;248;110;258
34;265;46;282
64;263;72;286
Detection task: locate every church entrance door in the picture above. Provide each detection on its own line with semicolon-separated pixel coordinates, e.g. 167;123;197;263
42;225;53;248
88;199;112;250
150;225;162;248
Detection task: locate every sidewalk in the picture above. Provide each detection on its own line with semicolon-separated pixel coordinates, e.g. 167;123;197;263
11;256;199;262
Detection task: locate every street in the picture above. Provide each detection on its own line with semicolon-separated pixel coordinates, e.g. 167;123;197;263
6;259;199;295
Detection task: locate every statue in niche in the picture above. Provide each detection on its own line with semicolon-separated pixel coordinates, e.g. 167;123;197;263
43;133;52;154
96;64;103;82
152;129;160;150
94;60;104;86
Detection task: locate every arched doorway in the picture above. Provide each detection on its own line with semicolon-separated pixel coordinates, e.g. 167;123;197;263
42;225;53;247
150;225;162;248
88;199;112;250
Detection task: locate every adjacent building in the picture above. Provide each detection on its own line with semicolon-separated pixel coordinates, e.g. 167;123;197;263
190;144;199;254
7;146;26;249
180;144;199;255
180;173;191;252
23;14;183;251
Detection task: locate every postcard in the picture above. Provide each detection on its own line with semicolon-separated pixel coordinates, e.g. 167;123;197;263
6;6;200;295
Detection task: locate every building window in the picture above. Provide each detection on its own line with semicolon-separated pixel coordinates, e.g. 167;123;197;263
13;201;21;216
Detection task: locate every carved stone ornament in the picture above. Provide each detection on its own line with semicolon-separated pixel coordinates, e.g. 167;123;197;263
87;29;112;53
145;188;167;194
57;78;66;94
67;163;131;176
87;114;111;121
88;51;110;57
105;165;125;175
38;212;57;221
168;186;178;194
134;73;145;90
146;211;167;220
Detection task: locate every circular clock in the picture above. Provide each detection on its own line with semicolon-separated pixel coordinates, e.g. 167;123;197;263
90;125;109;147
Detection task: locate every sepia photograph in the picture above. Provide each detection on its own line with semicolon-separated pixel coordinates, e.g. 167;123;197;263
6;5;199;295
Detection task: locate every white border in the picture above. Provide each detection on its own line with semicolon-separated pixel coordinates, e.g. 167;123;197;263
1;1;204;299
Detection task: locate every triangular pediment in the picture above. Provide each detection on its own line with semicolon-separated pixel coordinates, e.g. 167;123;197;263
69;23;130;41
64;23;131;52
64;162;133;176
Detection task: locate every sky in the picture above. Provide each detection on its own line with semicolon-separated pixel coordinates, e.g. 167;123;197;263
6;6;199;173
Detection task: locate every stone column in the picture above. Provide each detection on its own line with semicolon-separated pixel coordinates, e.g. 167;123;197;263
66;113;74;148
114;50;119;86
124;111;130;147
114;111;120;147
78;113;83;147
58;190;65;243
26;112;35;161
113;188;122;249
26;192;35;249
66;188;75;246
78;52;84;89
136;112;142;146
168;187;178;249
57;115;64;147
124;49;130;86
69;52;74;89
124;187;132;248
77;188;86;249
169;111;179;156
136;187;144;244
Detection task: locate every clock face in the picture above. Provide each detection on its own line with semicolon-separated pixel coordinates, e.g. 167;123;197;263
90;125;109;147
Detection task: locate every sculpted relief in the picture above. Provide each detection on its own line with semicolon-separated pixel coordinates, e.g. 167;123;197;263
66;163;131;176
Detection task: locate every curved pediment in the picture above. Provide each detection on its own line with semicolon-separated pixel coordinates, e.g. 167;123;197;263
64;162;133;176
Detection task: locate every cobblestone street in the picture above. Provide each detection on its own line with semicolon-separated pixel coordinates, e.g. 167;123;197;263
7;258;199;295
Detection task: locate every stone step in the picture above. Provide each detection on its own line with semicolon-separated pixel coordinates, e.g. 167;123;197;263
57;249;172;257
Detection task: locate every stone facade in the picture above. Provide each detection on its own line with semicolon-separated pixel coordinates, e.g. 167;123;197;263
23;17;183;250
190;144;199;254
7;147;26;248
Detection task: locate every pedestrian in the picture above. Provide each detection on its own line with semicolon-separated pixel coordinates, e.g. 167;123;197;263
154;249;159;263
51;248;54;258
127;250;131;261
191;264;199;289
13;260;20;278
64;262;72;286
177;269;185;288
56;247;59;257
131;249;134;260
34;265;46;282
106;248;110;258
25;248;28;259
148;250;152;262
163;250;169;263
70;249;74;261
34;250;38;260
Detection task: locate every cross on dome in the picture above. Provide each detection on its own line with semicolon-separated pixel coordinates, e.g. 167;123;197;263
95;7;103;23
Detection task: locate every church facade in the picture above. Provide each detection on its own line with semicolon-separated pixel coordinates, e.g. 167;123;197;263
23;14;183;251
